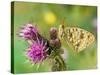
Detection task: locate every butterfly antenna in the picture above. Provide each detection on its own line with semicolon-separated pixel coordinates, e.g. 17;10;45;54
61;18;65;29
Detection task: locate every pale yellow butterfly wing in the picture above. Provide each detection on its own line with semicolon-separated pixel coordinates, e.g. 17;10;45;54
58;24;66;39
58;25;95;53
65;27;95;52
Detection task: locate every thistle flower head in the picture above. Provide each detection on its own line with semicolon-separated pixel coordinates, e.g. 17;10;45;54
19;23;38;40
26;38;49;63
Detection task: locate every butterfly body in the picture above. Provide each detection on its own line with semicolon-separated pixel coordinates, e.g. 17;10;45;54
58;25;95;53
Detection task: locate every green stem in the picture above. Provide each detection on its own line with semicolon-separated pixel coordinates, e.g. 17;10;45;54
51;50;66;71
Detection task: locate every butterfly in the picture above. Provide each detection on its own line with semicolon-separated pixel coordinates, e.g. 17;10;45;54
58;23;95;53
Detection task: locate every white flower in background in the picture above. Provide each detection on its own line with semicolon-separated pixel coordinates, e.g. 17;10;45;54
61;47;68;61
92;18;97;30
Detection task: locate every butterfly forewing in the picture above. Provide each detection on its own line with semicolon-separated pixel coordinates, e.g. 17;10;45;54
58;24;65;39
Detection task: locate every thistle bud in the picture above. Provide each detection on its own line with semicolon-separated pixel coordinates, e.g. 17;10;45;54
50;38;61;49
50;27;58;40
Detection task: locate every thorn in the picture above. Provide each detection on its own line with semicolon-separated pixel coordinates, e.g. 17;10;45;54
44;48;49;52
37;37;40;44
44;41;47;46
41;39;44;46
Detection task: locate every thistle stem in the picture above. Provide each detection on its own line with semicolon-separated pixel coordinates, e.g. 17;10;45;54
51;50;66;71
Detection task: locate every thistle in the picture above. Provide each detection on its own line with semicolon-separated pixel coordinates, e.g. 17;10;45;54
50;27;58;40
26;38;49;63
49;27;66;71
49;27;61;49
19;23;38;40
18;23;67;71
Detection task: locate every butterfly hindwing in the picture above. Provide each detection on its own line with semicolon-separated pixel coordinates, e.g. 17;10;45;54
65;27;95;52
58;24;95;53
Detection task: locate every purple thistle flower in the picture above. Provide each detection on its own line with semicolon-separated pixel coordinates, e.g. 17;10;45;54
26;38;49;63
19;23;38;40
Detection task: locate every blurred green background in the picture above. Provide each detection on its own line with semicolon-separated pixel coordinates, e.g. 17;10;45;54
12;1;97;74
